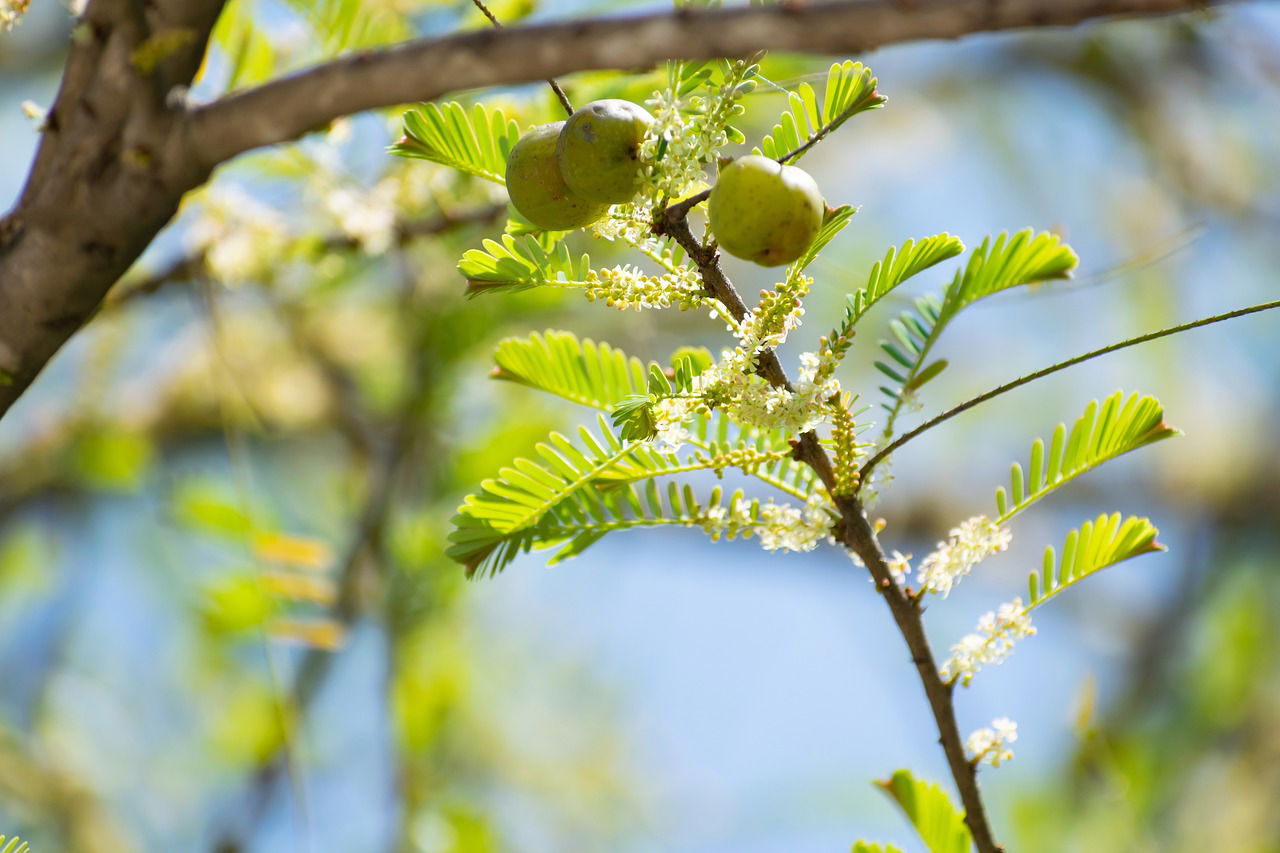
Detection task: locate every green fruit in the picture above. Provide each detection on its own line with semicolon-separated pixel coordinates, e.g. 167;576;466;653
708;155;825;267
505;122;609;230
557;99;654;204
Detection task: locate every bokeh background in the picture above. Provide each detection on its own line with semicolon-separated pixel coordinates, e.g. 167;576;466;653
2;1;1279;851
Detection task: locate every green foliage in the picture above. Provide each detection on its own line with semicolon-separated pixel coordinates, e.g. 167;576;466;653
1028;513;1164;608
285;0;408;53
392;102;524;185
793;204;857;272
0;835;30;853
876;230;1077;433
876;770;972;853
996;392;1179;521
597;413;821;502
874;292;946;414
458;234;591;295
944;230;1077;319
491;331;649;410
211;0;277;89
448;412;788;575
756;61;885;162
851;843;904;853
841;234;965;331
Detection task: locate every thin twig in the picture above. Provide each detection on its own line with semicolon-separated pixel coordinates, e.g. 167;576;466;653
652;212;1003;853
468;0;574;116
858;299;1280;483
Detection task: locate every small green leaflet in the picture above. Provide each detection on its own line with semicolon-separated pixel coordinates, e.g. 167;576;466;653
0;835;30;853
491;331;649;411
1029;513;1163;608
851;844;904;853
392;101;522;185
876;769;972;853
996;391;1179;521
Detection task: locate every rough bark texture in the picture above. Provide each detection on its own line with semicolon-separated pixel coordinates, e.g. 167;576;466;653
0;0;1215;419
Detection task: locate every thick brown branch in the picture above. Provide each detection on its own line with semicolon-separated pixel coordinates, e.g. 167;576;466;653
187;0;1216;170
654;211;1002;852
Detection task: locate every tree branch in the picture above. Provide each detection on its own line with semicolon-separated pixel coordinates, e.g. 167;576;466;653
0;0;1220;422
653;211;1002;852
187;0;1216;170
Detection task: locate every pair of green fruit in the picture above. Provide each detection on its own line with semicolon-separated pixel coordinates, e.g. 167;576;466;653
505;99;655;230
505;100;825;268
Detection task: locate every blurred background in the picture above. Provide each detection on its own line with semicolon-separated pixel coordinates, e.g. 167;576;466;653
1;1;1278;851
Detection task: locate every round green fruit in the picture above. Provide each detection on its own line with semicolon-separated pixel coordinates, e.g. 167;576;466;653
505;122;609;230
557;99;655;204
708;155;825;267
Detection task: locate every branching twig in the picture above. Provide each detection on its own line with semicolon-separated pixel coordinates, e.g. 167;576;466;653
653;211;1003;853
858;299;1280;483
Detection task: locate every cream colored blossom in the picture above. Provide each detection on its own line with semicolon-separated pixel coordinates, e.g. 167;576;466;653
940;598;1036;686
966;717;1018;767
917;516;1012;596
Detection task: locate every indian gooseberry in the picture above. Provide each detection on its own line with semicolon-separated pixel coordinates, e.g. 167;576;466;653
556;99;655;204
708;155;825;267
505;122;609;230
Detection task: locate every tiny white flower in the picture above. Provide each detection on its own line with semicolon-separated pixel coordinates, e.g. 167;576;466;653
940;598;1036;686
917;516;1012;596
966;717;1017;767
885;551;912;585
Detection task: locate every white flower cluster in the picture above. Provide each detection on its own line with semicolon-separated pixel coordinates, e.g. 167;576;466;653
186;186;289;284
735;276;811;355
639;88;709;201
917;515;1012;597
700;494;833;552
589;203;655;246
756;495;834;552
966;717;1018;768
940;598;1037;687
640;61;753;202
1;0;29;30
649;337;845;447
584;265;704;311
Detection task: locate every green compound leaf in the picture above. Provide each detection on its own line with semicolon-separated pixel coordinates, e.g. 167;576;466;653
1029;513;1164;608
756;61;885;162
392;101;522;185
876;769;973;853
996;392;1180;521
0;835;31;853
851;843;904;853
459;235;592;295
448;415;780;576
491;330;650;411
